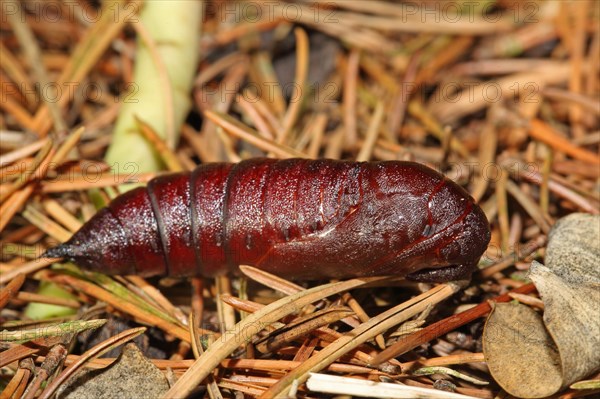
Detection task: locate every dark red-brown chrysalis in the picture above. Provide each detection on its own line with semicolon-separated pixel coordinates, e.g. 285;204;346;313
45;158;490;282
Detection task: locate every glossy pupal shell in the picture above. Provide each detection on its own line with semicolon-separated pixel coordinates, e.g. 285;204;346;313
45;158;490;282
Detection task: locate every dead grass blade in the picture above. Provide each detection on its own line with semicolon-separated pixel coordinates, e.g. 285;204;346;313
39;171;156;193
0;319;106;343
163;278;384;398
306;372;480;399
134;116;183;172
41;199;83;233
370;283;537;366
0;258;55;285
125;275;187;324
50;126;85;165
401;352;486;372
5;0;68;133
51;273;192;342
16;291;80;308
0;364;32;399
0;272;25;309
0;185;34;233
204;110;307;158
356;101;385;162
505;179;553;234
343;50;360;148
255;306;354;354
0;138;48;165
239;265;304;295
280;28;310;144
529;119;600;165
189;313;224;399
261;283;458;398
0;139;53;203
22;205;72;243
31;0;142;136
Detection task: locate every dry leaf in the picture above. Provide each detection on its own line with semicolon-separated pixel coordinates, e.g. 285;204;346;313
543;213;599;284
483;213;600;398
483;302;561;397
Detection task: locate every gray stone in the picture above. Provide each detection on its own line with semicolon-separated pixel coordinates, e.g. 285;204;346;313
57;343;169;399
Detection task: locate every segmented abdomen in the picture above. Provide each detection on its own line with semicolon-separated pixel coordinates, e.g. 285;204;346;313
147;158;365;277
47;158;491;281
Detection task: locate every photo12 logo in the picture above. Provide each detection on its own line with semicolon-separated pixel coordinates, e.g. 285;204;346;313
1;1;139;24
203;1;338;24
399;1;539;24
0;161;141;185
439;161;539;185
1;81;140;104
